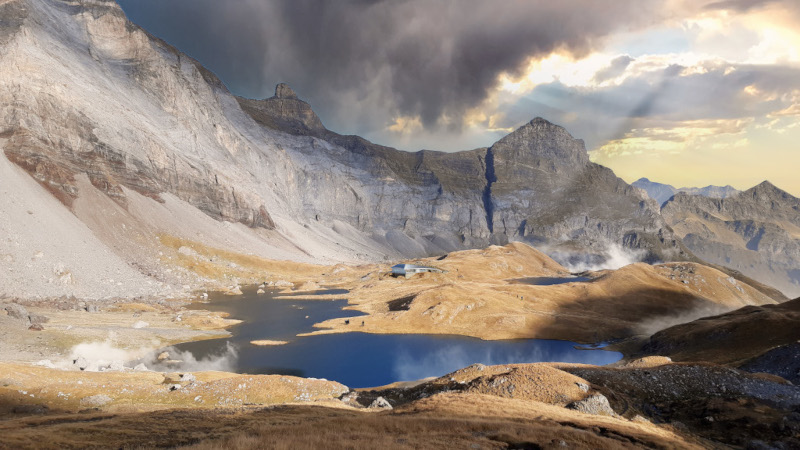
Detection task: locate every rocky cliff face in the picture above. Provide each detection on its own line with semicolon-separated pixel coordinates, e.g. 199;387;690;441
241;96;688;264
662;181;800;297
0;0;688;299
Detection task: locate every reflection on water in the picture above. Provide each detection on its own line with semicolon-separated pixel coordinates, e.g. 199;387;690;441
164;287;621;388
512;276;593;286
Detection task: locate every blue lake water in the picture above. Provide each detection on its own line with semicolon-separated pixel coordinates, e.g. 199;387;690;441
160;287;621;388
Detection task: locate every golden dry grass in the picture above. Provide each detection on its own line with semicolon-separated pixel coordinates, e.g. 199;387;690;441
0;393;702;450
301;243;777;342
0;363;348;414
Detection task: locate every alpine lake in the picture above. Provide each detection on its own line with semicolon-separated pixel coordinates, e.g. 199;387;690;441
158;283;620;388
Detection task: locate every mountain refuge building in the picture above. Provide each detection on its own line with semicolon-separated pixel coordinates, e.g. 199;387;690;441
391;263;444;278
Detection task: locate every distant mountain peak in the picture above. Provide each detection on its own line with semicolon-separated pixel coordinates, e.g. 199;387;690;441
745;180;795;201
751;180;779;192
633;177;740;206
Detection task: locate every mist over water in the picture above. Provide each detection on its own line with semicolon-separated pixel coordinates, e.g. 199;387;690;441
392;341;619;382
546;242;647;272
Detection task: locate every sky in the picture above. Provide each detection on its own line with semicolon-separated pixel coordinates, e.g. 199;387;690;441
116;0;800;195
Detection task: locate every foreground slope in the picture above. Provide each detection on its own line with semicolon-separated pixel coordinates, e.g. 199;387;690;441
662;181;800;297
3;357;799;449
0;0;688;299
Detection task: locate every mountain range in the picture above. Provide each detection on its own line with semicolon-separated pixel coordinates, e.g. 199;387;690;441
632;177;740;206
0;0;798;299
0;0;690;300
662;181;800;297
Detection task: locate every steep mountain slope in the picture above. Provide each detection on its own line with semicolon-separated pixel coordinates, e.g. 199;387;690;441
632;177;740;206
241;87;690;264
0;0;686;299
662;181;800;297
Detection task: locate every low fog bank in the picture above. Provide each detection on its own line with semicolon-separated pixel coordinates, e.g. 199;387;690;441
34;340;239;374
636;304;733;337
392;343;619;382
544;242;647;273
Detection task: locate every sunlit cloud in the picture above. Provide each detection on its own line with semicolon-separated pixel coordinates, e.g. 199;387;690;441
118;0;800;194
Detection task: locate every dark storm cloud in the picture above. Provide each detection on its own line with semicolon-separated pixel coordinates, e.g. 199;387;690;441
592;55;635;84
117;0;660;136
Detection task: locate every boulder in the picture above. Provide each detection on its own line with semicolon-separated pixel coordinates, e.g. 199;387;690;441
80;394;112;407
368;396;393;410
180;373;196;383
29;314;49;325
3;303;30;324
566;393;616;416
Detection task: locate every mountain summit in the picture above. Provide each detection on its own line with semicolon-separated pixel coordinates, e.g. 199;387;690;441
491;117;590;169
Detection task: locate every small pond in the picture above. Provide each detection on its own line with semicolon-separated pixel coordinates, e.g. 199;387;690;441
154;287;620;388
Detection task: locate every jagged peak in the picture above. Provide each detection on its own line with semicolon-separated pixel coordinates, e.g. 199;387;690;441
237;83;325;135
274;83;298;100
